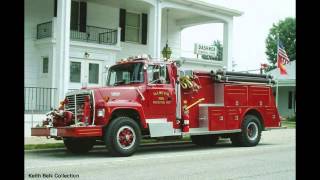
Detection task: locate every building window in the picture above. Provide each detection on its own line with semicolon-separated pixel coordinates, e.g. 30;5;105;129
288;91;293;109
125;12;141;43
89;63;99;84
70;62;81;82
42;57;48;73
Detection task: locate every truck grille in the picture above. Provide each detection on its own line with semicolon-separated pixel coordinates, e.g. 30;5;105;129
64;92;92;121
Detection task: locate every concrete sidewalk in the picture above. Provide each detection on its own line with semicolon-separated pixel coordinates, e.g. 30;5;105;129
25;137;62;145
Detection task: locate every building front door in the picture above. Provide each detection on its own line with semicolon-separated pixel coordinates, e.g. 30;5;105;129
69;59;103;91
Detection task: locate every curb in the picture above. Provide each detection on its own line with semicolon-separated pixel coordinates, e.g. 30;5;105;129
24;141;193;152
24;138;234;152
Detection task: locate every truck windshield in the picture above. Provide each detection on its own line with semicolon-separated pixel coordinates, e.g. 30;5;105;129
107;62;144;86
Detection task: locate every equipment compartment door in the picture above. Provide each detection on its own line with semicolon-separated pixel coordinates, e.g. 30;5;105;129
208;107;226;131
264;107;280;127
226;107;241;130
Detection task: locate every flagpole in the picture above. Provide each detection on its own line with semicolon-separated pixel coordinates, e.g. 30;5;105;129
276;79;279;108
275;34;279;108
277;34;279;66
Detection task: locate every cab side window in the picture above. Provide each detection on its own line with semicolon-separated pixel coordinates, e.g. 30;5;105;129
147;65;170;84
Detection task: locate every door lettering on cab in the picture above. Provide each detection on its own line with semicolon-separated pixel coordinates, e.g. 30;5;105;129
152;91;171;104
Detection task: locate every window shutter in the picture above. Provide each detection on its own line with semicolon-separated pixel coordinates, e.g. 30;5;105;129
54;0;57;17
141;13;148;45
79;2;87;32
119;9;126;42
70;1;79;30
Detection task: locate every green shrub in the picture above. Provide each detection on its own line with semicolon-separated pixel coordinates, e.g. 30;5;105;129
286;116;296;122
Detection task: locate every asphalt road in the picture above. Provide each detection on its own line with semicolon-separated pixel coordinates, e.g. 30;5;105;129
25;129;295;180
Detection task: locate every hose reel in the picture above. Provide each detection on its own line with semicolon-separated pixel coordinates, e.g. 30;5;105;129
211;69;275;84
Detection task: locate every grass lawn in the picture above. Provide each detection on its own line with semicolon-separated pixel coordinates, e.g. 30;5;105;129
24;143;65;150
281;120;296;128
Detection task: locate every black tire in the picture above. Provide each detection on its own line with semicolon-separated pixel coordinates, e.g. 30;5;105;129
230;115;262;147
191;135;219;146
104;117;141;157
63;138;95;154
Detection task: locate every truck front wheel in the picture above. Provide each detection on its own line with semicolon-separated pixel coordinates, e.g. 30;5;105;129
191;135;219;146
104;117;141;157
230;115;262;147
63;138;95;154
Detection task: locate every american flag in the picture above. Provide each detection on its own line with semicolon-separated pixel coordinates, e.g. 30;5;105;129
277;39;290;75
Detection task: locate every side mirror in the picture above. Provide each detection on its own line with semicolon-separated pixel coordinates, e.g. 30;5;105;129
174;60;182;68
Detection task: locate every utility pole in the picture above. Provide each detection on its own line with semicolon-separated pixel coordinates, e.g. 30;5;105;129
232;59;237;72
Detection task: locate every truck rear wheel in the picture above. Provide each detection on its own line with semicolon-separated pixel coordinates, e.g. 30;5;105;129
230;114;262;147
63;138;95;154
104;117;141;157
191;135;219;146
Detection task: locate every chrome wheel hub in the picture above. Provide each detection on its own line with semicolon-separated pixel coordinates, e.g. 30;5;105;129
116;126;136;150
247;122;258;141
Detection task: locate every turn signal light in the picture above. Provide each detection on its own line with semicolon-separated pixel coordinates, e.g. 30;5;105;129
103;96;109;102
59;100;65;110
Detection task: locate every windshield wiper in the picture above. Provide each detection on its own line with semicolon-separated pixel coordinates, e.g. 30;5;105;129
114;80;125;86
129;80;143;84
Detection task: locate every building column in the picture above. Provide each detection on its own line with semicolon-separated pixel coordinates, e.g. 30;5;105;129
56;0;71;101
145;0;162;59
223;20;233;70
51;17;57;107
155;1;162;59
148;5;157;58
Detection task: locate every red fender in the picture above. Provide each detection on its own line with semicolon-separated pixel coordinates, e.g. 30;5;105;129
106;101;147;128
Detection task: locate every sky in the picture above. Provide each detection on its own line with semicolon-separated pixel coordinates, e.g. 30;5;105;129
181;0;296;71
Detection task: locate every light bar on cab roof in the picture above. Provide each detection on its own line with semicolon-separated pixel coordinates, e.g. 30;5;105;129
116;54;151;64
115;54;176;64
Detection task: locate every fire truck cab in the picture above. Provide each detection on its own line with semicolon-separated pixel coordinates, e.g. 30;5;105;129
31;56;281;156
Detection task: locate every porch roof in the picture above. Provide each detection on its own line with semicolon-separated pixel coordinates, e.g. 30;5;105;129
172;0;243;17
268;60;296;87
89;0;243;18
268;61;296;80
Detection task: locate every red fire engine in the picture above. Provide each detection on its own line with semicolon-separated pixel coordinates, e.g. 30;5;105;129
31;56;281;157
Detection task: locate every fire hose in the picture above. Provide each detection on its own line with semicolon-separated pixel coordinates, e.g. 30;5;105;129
180;75;201;91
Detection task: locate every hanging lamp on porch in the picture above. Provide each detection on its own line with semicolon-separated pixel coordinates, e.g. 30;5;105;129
162;9;172;61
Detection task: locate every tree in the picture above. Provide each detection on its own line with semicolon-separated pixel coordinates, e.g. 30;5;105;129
265;17;296;71
202;40;223;61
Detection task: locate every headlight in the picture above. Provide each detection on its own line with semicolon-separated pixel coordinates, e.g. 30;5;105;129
97;108;105;117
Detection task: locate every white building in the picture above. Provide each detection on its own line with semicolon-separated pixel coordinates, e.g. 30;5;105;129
268;60;296;118
24;0;242;136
